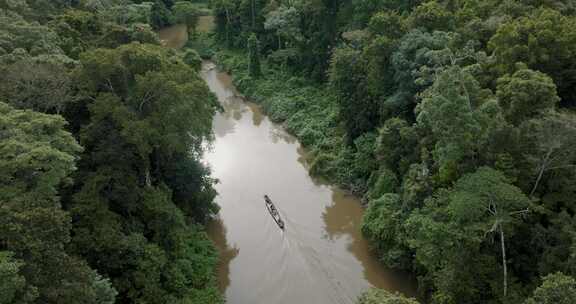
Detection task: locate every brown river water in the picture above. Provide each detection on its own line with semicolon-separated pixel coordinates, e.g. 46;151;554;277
159;25;416;304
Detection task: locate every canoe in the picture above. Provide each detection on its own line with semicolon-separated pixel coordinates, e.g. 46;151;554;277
264;195;285;230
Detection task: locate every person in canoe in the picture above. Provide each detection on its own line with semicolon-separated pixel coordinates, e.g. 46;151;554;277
269;203;278;215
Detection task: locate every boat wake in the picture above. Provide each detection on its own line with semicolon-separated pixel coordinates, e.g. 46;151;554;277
272;207;356;304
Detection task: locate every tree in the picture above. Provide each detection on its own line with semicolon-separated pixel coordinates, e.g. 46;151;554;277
0;102;82;201
496;66;560;125
52;9;102;38
150;0;173;29
182;49;202;71
410;1;454;31
0;10;63;55
106;3;153;25
296;0;343;80
160;153;218;222
368;168;399;200
525;273;576;304
390;29;454;115
489;8;576;104
329;46;379;140
406;189;489;303
364;36;396;109
407;167;531;302
449;167;531;298
172;1;200;36
361;193;413;267
368;11;406;38
536;211;576;278
247;33;262;77
362;194;402;245
376;118;419;176
521;111;576;196
264;5;303;49
416;66;504;182
212;0;235;47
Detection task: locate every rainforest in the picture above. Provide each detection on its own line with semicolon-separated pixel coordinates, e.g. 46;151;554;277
1;0;576;304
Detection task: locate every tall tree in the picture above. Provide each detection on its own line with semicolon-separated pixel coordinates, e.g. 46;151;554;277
150;0;173;29
329;46;379;141
407;167;531;302
521;111;576;196
417;65;503;182
264;5;303;49
496;66;560;125
449;167;531;298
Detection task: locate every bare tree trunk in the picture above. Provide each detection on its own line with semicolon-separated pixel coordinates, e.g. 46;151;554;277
530;164;545;196
500;226;508;298
531;149;553;196
145;168;151;187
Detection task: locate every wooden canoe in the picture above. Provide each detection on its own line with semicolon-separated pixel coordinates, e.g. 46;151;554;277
264;195;285;230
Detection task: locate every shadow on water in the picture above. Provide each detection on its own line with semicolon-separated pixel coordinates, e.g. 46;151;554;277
323;189;417;296
197;16;215;33
158;24;188;49
206;218;240;292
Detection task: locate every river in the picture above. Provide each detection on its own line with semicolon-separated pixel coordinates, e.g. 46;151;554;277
158;25;416;304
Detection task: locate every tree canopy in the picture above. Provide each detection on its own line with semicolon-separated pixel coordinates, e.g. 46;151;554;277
0;1;222;303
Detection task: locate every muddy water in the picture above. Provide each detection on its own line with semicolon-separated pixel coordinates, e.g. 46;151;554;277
158;24;188;49
197;16;215;33
157;18;214;48
159;26;416;304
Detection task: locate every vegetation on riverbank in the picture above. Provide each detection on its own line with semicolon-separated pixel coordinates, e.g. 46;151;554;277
214;50;375;191
204;0;576;302
0;1;222;303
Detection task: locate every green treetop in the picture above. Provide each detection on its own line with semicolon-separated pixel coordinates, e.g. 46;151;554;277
525;272;576;304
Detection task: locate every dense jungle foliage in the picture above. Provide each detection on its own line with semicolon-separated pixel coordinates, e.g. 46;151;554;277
206;0;576;302
0;0;222;303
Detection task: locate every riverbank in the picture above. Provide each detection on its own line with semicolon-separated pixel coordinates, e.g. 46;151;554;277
212;50;379;197
155;28;224;304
